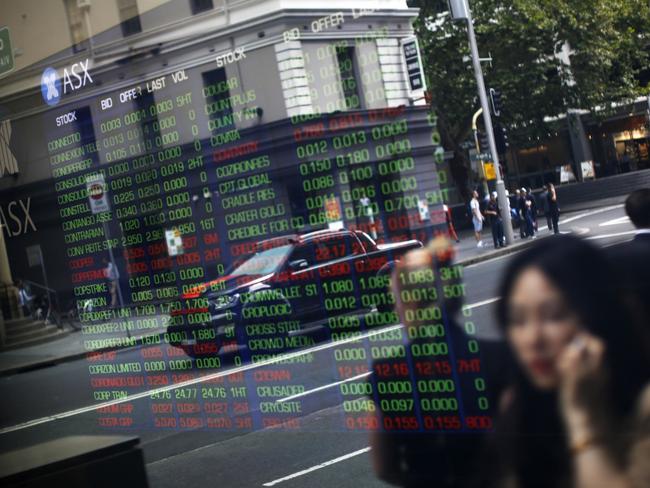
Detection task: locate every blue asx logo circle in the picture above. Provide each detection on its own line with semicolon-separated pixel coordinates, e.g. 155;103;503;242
41;67;61;106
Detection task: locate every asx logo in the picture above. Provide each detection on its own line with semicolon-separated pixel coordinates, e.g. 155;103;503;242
40;59;93;106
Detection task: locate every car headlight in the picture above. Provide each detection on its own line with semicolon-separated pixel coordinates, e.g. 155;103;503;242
211;293;240;311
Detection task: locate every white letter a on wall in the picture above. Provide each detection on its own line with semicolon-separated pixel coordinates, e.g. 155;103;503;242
0;120;19;178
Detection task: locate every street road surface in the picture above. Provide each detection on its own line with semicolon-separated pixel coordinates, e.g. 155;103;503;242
0;205;636;488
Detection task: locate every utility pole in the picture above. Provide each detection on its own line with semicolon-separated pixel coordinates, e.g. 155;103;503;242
449;0;514;244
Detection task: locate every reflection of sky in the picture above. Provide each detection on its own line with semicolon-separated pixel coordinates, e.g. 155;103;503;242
230;244;292;276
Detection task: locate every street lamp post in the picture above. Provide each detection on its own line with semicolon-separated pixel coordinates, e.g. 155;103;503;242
450;0;514;244
471;108;489;197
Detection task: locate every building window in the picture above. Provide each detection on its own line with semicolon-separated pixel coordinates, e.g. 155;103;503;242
117;0;142;37
63;0;89;52
336;46;361;110
190;0;214;15
202;68;233;126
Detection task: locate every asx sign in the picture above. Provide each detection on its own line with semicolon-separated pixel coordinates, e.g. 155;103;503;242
40;59;93;106
0;197;36;238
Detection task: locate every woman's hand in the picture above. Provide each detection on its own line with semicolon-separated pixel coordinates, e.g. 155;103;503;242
557;333;610;445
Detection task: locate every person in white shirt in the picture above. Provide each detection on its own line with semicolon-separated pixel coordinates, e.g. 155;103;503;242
470;190;484;247
16;280;34;318
103;258;120;309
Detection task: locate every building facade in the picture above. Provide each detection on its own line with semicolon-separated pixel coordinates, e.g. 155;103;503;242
0;0;448;316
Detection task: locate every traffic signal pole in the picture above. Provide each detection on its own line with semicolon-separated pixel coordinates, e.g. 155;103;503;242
451;0;514;244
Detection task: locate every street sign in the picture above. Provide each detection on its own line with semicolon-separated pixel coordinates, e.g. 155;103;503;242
400;37;426;96
449;0;470;19
580;160;595;180
26;245;42;267
470;152;491;162
165;228;184;257
484;162;497;180
417;198;431;221
325;196;342;221
86;173;110;214
559;164;577;183
325;196;344;230
0;27;14;78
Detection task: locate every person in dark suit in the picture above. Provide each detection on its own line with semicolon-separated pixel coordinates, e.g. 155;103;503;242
605;188;650;330
516;189;527;238
521;188;536;238
545;183;560;234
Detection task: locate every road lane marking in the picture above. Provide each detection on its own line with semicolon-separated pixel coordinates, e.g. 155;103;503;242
276;372;372;403
586;230;637;240
465;206;624;268
599;216;630;227
0;297;500;435
274;296;501;404
262;447;372;486
558;204;623;225
0;324;399;435
571;226;590;235
466;296;500;309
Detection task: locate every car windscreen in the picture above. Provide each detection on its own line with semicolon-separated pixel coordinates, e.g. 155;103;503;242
227;244;293;277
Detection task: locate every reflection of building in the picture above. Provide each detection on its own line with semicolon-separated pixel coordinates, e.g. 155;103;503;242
500;101;650;191
0;1;445;312
594;114;650;172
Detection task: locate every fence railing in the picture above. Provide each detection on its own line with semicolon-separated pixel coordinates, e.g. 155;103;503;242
21;279;68;329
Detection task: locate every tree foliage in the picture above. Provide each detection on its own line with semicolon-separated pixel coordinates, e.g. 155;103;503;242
410;0;650;199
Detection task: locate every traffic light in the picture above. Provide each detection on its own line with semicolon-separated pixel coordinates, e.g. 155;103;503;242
489;88;503;117
493;122;509;155
479;133;490;154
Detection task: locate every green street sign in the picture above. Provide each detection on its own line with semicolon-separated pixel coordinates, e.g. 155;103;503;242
0;27;15;77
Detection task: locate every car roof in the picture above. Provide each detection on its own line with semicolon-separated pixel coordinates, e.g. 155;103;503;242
255;229;353;249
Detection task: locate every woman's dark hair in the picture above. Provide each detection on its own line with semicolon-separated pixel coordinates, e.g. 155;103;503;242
493;235;650;486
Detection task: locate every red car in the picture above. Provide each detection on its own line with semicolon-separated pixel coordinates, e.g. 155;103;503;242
166;229;422;357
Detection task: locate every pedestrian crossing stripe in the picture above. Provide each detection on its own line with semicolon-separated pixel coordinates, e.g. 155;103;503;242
598;216;630;227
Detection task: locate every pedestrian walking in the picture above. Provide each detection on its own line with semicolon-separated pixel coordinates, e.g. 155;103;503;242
516;189;527;238
485;192;505;248
442;203;460;243
522;187;536;238
481;192;490;214
524;187;538;233
103;257;120;309
16;280;34;318
621;153;631;173
540;186;552;230
470;190;484;247
546;182;560;234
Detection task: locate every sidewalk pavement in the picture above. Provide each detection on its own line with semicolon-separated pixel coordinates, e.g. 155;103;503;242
0;315;168;377
455;216;553;266
0;198;623;378
454;196;625;266
453;220;540;266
